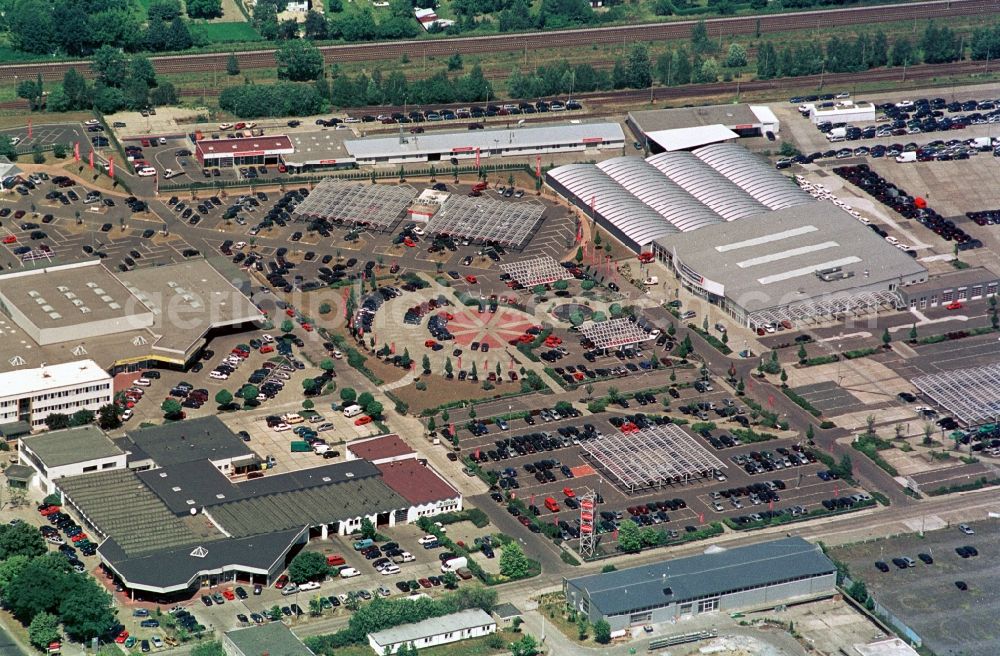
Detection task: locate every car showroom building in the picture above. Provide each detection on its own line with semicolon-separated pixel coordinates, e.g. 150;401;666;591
195;135;295;167
563;537;837;631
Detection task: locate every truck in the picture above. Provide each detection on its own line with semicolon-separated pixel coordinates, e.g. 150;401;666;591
895;152;917;163
972;136;992;151
440;556;468;572
353;538;374;551
826;127;847;141
313;443;331;455
342;404;363;418
290;441;310;452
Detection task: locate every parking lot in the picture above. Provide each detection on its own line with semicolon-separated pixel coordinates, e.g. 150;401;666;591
457;381;864;552
0;122;91;155
831;520;1000;656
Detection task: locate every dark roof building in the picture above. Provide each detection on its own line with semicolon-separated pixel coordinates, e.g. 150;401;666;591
564;537;836;631
124;416;254;468
377;459;460;507
224;623;315;656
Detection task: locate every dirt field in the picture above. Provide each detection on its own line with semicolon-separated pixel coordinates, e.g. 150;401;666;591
390;374;523;414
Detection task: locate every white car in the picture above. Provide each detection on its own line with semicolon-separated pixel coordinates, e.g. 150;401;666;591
209;371;228;380
262;334;274;343
339;567;360;579
272;423;291;432
150;636;163;649
121;409;133;421
133;378;151;387
219;123;234;130
280;584;299;596
381;564;401;575
234;241;246;250
959;524;975;535
158;137;167;145
299;581;321;591
398;551;415;562
85;119;100;126
418;535;438;545
413;226;425;235
137;166;157;177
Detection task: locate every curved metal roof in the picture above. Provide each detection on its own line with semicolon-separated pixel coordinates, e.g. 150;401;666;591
548;164;679;247
646;152;767;221
598;157;723;232
693;143;815;210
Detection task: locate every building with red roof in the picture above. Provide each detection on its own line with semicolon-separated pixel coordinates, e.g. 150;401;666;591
195;135;294;167
345;434;415;465
377;459;462;521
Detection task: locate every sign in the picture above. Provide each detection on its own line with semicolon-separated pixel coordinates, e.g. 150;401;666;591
582;137;603;144
451;146;475;153
232;150;266;157
317;159;339;165
734;124;754;130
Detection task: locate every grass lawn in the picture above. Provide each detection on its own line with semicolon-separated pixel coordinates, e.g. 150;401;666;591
189;21;263;43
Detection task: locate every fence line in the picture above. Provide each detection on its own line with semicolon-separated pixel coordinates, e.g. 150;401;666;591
841;575;923;647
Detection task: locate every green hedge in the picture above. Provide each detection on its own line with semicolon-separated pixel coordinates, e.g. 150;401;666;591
802;354;839;367
687;324;732;355
782;388;822;417
843;347;879;360
731;427;777;443
851;436;898;477
927;476;1000;496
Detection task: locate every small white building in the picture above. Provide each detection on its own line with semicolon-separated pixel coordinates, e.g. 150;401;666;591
809;101;877;125
285;0;311;12
368;609;496;654
19;425;126;494
0;360;113;429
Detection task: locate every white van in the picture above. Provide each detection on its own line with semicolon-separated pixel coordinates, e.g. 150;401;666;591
343;404;363;418
137;167;157;177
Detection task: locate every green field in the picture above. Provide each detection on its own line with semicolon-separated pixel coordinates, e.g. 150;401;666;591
189;22;263;43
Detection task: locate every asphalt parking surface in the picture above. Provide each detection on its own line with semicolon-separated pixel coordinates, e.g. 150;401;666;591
792;381;863;415
1;122;90;154
831;520;1000;656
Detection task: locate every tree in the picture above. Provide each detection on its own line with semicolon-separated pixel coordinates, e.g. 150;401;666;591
509;633;540;656
358;391;374;408
881;327;892;348
365;401;384;418
320;358;335;373
890;37;914;67
268;605;283;621
288;551;330;584
191;643;225;656
29;612;60;651
593;619;612;644
908;324;918;342
226;53;241;76
239;385;260;406
276;40;325;81
187;0;223;19
161;398;182;418
441;571;459;589
780;368;788;387
304;9;328;39
148;0;182;21
806;423;815;443
499;541;530;579
691;19;715;54
575;246;584;263
303;378;319;394
725;42;748;68
0;522;47;560
341;387;357;403
45;413;70;430
58;577;117;642
319;302;332;315
97;404;122;430
625;44;652;88
91;46;128;88
17;78;43;111
576;614;589;640
696;57;720;83
421;354;431;374
281;319;294;333
616;518;643;553
447;52;464;71
0;555;30;596
360;517;376;540
215;389;234;408
444;358;453;376
70;409;94;426
797;343;808;363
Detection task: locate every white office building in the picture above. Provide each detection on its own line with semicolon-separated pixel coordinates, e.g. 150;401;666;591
368;609;496;654
19;425;126;494
0;359;113;428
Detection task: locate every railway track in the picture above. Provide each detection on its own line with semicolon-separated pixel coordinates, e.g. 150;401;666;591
0;0;995;82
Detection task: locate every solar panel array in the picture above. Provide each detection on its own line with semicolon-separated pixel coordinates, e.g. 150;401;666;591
292;179;417;231
580;317;656;349
427;196;545;249
580;424;726;493
500;255;574;287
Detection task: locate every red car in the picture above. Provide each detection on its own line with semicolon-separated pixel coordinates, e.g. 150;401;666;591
563;487;575;498
302;323;313;332
2;235;16;244
355;416;372;426
419;578;433;588
465;275;477;284
71;533;89;542
404;237;416;247
946;301;963;310
40;505;61;516
115;631;129;644
424;339;438;348
285;308;295;317
274;575;289;589
222;588;235;600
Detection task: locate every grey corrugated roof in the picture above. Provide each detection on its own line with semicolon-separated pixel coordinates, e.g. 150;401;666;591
567;537;835;616
693;143;815;210
225;623;314;656
99;528;305;593
346;122;625;159
370;609;495;646
124;416;253;466
137;460;242;515
646;152;767;221
21;425;123;468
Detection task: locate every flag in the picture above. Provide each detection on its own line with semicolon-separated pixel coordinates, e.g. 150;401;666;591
73;142;79;162
698;512;705;524
834;484;839;497
530;494;535;506
390;341;395;355
474;448;480;459
89;150;94;169
449;423;455;437
575;220;583;243
767;394;775;408
108;157;114;178
457;356;462;369
768;499;774;511
475;147;480;168
535;155;541;179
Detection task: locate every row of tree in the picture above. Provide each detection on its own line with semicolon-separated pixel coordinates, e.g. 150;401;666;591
0;523;118;648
